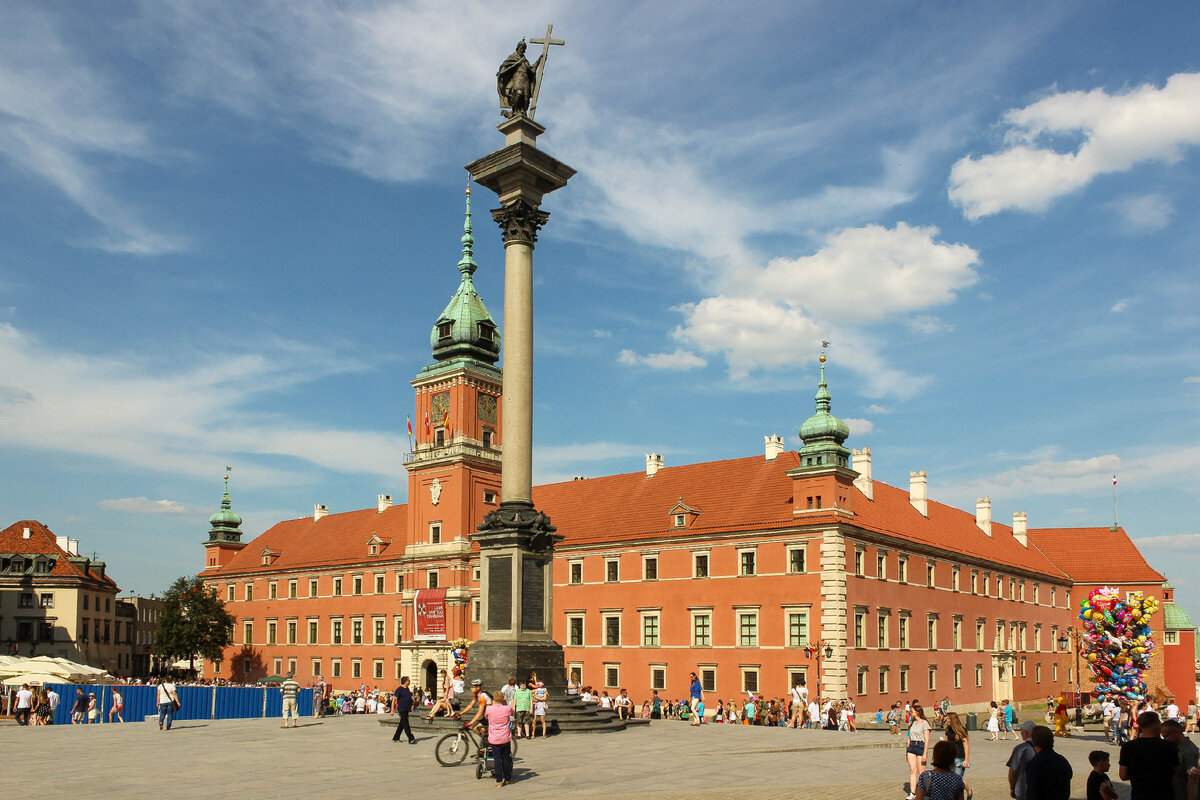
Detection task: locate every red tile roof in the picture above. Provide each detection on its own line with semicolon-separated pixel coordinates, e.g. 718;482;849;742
217;505;408;574
1027;527;1165;584
0;520;119;587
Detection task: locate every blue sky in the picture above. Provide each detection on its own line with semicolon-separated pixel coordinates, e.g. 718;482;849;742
2;2;1198;618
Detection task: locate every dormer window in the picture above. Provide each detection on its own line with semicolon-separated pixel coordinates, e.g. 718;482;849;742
437;321;452;340
369;543;378;556
478;322;494;341
668;498;701;529
674;514;686;527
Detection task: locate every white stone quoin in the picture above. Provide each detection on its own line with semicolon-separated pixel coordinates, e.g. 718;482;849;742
645;453;663;477
909;470;928;516
764;435;785;461
976;497;993;537
1012;511;1028;547
852;447;873;499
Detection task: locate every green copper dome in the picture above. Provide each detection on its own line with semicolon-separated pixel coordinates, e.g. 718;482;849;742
430;187;501;364
207;475;243;543
796;353;851;470
1163;602;1196;631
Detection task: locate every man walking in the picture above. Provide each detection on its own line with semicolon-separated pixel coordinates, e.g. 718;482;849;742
1162;718;1199;800
484;691;516;786
315;677;327;718
1024;725;1072;800
1119;710;1178;800
1007;720;1038;799
156;677;178;731
688;672;703;727
1002;699;1016;740
391;676;416;744
45;687;59;724
512;678;532;739
280;672;300;728
13;683;33;726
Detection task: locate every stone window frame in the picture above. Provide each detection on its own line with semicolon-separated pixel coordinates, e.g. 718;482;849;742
640;610;662;647
690;608;713;648
856;666;868;696
853;608;866;648
953;664;962;689
604;558;620;583
735;607;759;648
737;547;757;577
604;663;620;689
692;551;710;579
268;581;278;600
642;554;659;581
878;666;889;694
899;665;910;693
566;613;585;647
649;663;667;691
952;616;963;650
307;618;319;644
926;614;938;651
788;544;806;574
312;658;322;678
603;613;621;647
784;605;811;648
568;559;583;585
876;550;888;580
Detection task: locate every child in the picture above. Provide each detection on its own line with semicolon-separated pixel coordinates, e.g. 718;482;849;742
696;699;706;724
1086;750;1117;800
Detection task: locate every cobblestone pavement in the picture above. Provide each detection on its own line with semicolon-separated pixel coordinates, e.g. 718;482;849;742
0;715;1147;798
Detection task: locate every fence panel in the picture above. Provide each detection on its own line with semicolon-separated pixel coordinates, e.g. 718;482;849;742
35;683;315;724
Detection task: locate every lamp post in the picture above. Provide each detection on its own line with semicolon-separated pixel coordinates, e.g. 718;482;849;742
807;640;835;700
1058;628;1084;725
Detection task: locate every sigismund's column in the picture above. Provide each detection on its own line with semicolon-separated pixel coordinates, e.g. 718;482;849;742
463;41;576;694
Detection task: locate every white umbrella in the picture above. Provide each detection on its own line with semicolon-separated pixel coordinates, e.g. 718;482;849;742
3;672;73;686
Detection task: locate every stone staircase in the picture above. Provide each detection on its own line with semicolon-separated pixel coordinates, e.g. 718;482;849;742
380;693;647;735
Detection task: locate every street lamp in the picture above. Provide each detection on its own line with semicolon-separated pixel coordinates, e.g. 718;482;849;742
806;641;835;698
1057;629;1084;725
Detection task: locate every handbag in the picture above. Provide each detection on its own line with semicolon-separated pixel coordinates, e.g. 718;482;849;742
170;691;181;712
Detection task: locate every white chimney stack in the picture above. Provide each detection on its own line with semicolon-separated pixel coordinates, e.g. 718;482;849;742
314;503;328;521
909;470;928;516
976;497;992;537
22;526;31;539
764;435;784;462
852;447;873;500
1012;511;1028;547
377;494;393;513
645;453;663;477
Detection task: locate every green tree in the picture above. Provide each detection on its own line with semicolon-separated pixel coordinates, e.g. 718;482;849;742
154;576;234;674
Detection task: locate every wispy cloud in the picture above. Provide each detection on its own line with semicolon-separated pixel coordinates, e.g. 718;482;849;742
0;322;405;485
949;72;1200;218
1133;533;1200;550
98;497;194;515
617;348;706;370
1110;298;1132;313
0;6;184;253
1111;193;1174;232
845;418;875;435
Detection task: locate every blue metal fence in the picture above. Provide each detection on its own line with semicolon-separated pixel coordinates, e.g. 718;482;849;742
43;684;314;724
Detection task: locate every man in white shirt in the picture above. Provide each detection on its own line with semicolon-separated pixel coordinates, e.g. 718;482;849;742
156;678;179;731
1166;700;1181;720
807;699;819;729
45;688;59;725
14;683;33;726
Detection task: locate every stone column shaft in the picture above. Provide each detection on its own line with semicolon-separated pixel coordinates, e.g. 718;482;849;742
501;240;534;503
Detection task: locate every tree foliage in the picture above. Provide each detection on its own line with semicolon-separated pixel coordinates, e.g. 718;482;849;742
155;575;234;671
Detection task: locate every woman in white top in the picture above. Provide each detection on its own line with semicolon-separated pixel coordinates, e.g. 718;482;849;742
985;701;1000;741
905;704;932;800
788;680;808;728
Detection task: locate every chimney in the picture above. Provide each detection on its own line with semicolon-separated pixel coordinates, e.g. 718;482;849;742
377;494;393;513
764;435;784;462
909;470;928;516
852;447;873;500
68;538;79;556
976;497;992;537
22;526;31;539
1012;511;1028;547
56;535;69;551
645;453;663;477
313;503;328;521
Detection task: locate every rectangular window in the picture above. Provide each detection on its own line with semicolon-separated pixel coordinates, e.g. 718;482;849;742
854;611;865;648
694;553;709;578
953;618;962;650
396;573;404;593
898;614;910;649
395;617;403;643
312;659;321;677
287;658;296;675
926;561;935;587
374;660;384;680
374;619;385;643
642;614;660;647
739;550;756;576
429;522;441;544
789;547;805;573
569;561;583;584
309;578;318;597
605;666;619;689
693;613;712;647
331;659;341;679
898;556;908;583
971;571;978;595
332;578;342;597
854;549;864;576
273;658;282;675
857;669;867;695
878;612;889;648
395;660;403;680
568;616;584;646
243;621;253;644
1165;631;1179;644
1035;663;1042;682
643;556;658;581
928;665;937;691
227;584;235;602
975;664;983;687
953;664;962;689
976;620;985;650
927;617;937;650
700;668;717;693
375;574;385;594
952;566;960;591
269;582;277;600
245;583;253;601
605;615;620;647
899;666;909;693
286;620;296;645
351;660;361;679
39;593;53;608
352;619;363;644
1034;624;1042;652
353;576;363;595
332;620;343;645
878;668;888;694
427;571;439;589
267;621;277;645
605;560;619;582
650;666;666;691
742;669;759;694
308;621;318;644
1020;656;1027;677
738;612;758;647
472;600;480;623
1053;663;1059;682
788;611;809;647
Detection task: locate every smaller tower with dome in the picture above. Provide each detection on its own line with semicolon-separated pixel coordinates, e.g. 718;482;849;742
787;348;859;517
202;471;246;571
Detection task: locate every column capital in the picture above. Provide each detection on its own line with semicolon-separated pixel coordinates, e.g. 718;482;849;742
491;200;550;247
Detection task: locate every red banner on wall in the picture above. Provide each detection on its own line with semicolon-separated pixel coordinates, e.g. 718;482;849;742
414;588;447;641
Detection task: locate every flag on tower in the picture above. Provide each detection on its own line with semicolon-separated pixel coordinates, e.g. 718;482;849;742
424;412;430;434
1112;475;1117;486
407;416;413;436
443;410;449;431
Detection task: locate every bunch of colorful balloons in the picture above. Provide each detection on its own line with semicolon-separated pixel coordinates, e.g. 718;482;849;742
450;637;472;680
1079;586;1159;701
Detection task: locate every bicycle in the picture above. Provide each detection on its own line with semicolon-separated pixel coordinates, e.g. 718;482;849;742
434;720;519;779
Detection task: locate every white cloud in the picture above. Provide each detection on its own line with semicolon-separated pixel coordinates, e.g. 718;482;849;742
0;6;184;253
98;497;193;515
617;348;706;370
866;404;891;414
909;315;954;334
1110;298;1131;312
0;322;406;486
1111;193;1174;232
1185;376;1200;384
949;72;1200;218
592;330;612;339
844;418;875;435
1133;533;1200;550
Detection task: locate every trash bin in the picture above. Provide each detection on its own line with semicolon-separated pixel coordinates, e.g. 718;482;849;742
965;712;978;731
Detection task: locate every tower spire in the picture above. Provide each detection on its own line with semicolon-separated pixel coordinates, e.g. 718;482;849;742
796;345;851;470
459;177;477;277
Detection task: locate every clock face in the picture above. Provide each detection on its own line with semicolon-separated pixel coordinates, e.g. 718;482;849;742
477;393;497;423
431;392;450;423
